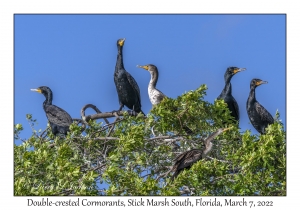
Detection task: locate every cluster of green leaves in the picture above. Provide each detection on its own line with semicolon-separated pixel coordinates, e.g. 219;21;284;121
14;116;100;195
167;121;285;196
14;85;286;196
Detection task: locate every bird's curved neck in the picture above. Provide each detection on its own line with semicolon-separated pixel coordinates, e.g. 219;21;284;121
43;91;52;106
149;70;158;89
116;46;124;70
221;81;232;96
202;142;213;158
248;86;257;103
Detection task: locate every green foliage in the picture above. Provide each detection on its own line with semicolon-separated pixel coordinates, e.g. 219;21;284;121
165;122;285;196
14;85;286;196
14;123;99;195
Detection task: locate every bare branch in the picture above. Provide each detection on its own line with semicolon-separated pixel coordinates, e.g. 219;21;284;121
206;156;230;163
90;164;106;172
106;112;120;137
90;137;120;141
39;127;50;139
155;168;173;181
210;173;236;184
81;104;110;125
81;104;146;123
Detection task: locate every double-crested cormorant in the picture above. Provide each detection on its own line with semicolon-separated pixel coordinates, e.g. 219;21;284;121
246;78;274;134
138;64;192;134
217;67;246;123
114;38;144;114
137;64;166;106
31;86;72;136
171;127;231;180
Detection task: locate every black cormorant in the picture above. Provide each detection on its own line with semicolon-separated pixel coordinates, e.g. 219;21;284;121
217;67;246;123
31;86;73;136
171;127;231;180
246;78;274;134
114;38;144;115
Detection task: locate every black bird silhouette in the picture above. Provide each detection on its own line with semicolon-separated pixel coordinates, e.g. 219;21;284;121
217;67;246;124
114;38;144;115
246;78;274;134
31;86;72;136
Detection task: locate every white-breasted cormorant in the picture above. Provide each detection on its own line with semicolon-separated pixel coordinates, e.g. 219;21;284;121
137;64;166;106
138;64;192;134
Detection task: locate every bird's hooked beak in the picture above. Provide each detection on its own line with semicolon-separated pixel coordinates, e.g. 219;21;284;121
137;65;149;71
256;80;268;86
234;68;246;74
30;88;42;93
118;38;125;46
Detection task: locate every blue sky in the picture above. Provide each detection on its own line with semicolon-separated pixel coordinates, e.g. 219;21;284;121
14;14;286;144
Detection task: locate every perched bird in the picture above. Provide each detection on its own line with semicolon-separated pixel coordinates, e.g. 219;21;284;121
246;78;274;134
31;86;73;136
137;64;192;134
171;127;231;180
217;67;246;124
114;38;144;115
137;64;166;106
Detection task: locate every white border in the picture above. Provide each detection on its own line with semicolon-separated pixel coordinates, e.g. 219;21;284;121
2;0;296;209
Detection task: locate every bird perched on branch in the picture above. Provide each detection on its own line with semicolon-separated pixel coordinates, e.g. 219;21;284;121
217;67;246;124
31;86;73;136
171;127;232;180
114;38;144;115
137;64;192;134
246;78;274;134
137;64;166;106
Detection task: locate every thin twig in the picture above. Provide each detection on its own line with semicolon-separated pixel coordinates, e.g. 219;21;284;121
107;112;120;137
39;127;50;139
90;118;125;138
155;168;173;181
74;137;120;141
27;120;39;138
206;156;230;163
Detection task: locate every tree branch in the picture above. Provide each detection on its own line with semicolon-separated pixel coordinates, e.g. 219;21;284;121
81;104;110;124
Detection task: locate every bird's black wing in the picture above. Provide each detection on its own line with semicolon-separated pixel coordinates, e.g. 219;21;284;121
255;103;274;124
45;105;73;127
173;149;202;172
125;71;141;106
231;97;240;121
171;149;202;180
